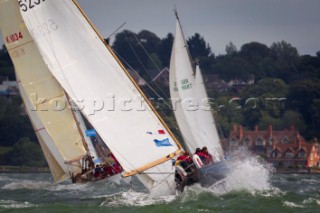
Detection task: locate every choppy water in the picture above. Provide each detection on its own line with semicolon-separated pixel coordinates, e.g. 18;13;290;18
1;157;320;213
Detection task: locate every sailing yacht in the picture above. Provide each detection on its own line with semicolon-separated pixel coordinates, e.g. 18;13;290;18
14;0;184;196
169;10;228;190
0;0;127;184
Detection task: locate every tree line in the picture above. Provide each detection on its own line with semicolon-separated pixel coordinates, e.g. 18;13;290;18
110;29;320;141
0;28;319;167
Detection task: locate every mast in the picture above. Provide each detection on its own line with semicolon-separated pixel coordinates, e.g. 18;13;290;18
170;9;224;160
174;9;195;74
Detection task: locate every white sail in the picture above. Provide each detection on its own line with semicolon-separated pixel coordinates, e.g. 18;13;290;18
169;21;199;152
19;80;69;182
0;0;88;181
19;0;181;195
169;16;223;161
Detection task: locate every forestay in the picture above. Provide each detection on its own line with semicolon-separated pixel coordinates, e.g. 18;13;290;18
19;0;181;194
169;16;223;161
0;0;87;181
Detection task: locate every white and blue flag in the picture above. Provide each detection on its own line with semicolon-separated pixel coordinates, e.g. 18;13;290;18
153;138;173;147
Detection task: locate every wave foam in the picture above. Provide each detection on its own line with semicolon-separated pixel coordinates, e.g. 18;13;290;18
0;200;36;209
100;190;176;207
283;201;304;208
182;150;273;197
2;180;51;190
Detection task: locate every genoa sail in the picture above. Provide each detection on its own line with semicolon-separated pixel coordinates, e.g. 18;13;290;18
0;0;88;182
169;13;223;161
19;0;182;195
20;80;69;182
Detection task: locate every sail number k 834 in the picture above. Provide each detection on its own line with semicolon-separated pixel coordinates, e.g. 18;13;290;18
19;0;46;12
5;32;23;44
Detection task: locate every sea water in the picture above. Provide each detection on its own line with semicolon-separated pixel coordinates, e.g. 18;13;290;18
1;155;320;213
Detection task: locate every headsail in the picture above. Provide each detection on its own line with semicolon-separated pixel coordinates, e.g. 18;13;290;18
0;0;88;181
19;0;182;195
169;12;223;161
19;80;68;182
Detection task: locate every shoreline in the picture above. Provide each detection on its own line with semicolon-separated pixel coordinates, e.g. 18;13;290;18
1;165;320;175
0;165;50;173
273;168;320;174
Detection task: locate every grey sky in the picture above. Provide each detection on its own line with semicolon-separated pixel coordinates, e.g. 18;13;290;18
76;0;320;56
1;0;320;56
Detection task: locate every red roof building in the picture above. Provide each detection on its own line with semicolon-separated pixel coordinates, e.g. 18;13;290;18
222;125;320;171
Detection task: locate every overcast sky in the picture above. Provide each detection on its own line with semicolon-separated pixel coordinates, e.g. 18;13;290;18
1;0;320;56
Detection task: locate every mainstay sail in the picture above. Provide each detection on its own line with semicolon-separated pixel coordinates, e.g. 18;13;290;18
19;0;182;195
0;0;88;182
169;12;223;161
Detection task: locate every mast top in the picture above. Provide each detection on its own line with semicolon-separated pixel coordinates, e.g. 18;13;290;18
173;7;180;21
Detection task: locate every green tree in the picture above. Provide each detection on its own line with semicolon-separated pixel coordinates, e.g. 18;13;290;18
282;110;306;132
0;45;15;80
158;33;174;68
270;41;300;82
2;137;46;167
298;55;320;80
225;42;237;56
243;78;288;97
187;33;212;59
215;96;244;137
287;79;320;139
213;56;253;82
239;42;272;81
240;42;270;62
112;30;143;70
0;96;36;146
137;30;161;54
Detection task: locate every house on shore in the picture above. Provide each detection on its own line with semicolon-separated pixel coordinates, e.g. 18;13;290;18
222;125;320;172
0;76;18;96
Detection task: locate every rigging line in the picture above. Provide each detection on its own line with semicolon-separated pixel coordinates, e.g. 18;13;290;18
133;33;162;72
121;32;173;109
174;8;195;74
111;48;171;108
138;170;175;190
114;44;197;151
121;22;219;149
112;48;183;137
106;22;126;40
110;48;184;141
129;33;170;99
123;31;149;73
214;113;227;139
151;173;175;190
